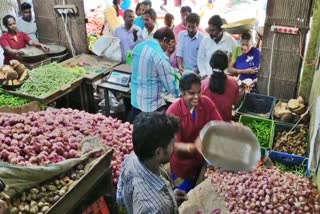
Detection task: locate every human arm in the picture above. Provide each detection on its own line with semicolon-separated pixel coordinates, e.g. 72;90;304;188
28;40;49;52
105;7;121;33
166;105;199;157
132;27;143;46
157;56;180;98
176;32;184;74
0;36;24;55
228;47;258;75
197;38;209;78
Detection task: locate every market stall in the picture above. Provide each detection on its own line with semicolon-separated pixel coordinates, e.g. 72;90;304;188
177;91;316;213
0;108;134;213
61;54;120;113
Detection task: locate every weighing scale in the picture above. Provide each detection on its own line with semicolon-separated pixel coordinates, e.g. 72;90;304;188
100;64;131;92
98;64;131;115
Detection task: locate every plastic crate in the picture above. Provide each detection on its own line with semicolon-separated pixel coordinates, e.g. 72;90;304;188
236;93;276;119
269;150;310;177
239;115;274;149
272;122;308;157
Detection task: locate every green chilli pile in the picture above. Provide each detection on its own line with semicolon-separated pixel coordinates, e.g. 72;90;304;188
0;89;31;107
245;120;271;148
17;63;82;98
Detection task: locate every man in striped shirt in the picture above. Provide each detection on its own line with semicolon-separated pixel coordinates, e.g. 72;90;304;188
130;27;180;120
117;112;187;214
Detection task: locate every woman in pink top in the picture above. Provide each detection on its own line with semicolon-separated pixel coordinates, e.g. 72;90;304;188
201;50;239;121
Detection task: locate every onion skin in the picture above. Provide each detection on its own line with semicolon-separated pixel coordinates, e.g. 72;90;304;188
206;167;320;214
0;108;133;185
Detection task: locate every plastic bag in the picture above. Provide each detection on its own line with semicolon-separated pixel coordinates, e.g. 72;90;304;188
99;91;125;114
0;136;109;197
92;36;122;62
179;179;229;214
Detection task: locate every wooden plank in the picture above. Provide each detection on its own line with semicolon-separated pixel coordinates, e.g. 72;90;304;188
257;77;298;99
265;0;312;27
60;54;120;81
33;0;89;55
47;149;114;214
7;77;84;104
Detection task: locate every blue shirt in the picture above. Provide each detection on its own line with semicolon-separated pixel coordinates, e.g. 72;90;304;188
117;153;178;214
176;30;205;71
113;24;142;62
120;0;131;11
131;39;180;112
134;16;145;30
235;47;261;80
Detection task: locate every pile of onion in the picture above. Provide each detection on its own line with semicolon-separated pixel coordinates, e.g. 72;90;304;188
0;108;133;185
206;167;320;214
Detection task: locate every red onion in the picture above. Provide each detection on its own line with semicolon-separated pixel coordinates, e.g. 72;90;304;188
206;167;320;213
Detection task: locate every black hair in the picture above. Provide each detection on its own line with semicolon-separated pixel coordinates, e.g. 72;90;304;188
164;13;174;26
113;0;120;16
179;72;201;91
241;32;252;41
180;6;192;14
153;27;175;42
209;50;228;94
143;8;157;21
21;2;32;11
142;0;152;7
208;15;223;29
135;3;142;13
2;15;15;28
186;13;200;26
133;112;179;161
124;9;134;17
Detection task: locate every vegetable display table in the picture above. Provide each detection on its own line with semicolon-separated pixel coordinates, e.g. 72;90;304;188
97;64;178;116
7;77;84;106
61;54;120;113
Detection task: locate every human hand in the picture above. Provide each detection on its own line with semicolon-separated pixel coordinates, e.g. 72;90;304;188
133;29;138;41
178;67;184;75
14;49;25;56
249;68;258;74
40;44;49;52
174;189;188;206
194;137;203;154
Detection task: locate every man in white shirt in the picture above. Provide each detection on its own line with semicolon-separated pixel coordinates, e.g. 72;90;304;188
114;9;142;63
197;15;236;78
16;2;38;42
142;8;158;40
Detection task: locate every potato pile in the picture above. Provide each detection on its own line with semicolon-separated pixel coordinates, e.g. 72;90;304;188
0;60;29;86
9;163;86;214
273;96;308;124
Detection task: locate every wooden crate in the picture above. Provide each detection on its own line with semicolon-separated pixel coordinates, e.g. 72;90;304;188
47;149;114;214
7;77;84;104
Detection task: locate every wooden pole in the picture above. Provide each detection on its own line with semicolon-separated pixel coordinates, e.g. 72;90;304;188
299;0;320;101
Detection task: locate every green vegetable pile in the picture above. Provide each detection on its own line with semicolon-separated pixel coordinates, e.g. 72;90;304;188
275;161;307;177
0;89;31;107
245;120;271;148
18;63;82;98
69;66;87;75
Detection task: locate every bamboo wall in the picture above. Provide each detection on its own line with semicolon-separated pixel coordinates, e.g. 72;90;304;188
257;0;313;99
32;0;88;55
